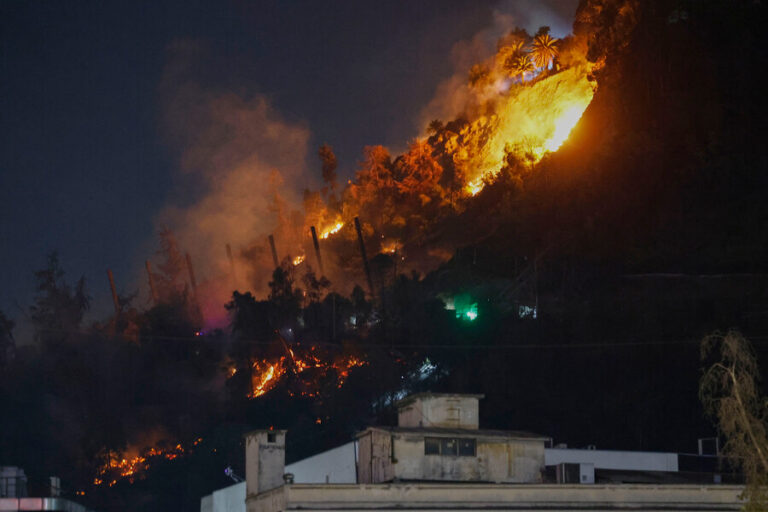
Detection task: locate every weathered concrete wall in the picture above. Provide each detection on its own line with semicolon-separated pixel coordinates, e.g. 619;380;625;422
245;430;286;499
246;484;284;512
268;483;744;512
357;431;394;484
398;395;480;429
392;433;543;483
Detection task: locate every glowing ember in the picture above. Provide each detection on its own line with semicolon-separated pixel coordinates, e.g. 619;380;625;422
95;438;202;486
292;254;305;266
320;221;344;239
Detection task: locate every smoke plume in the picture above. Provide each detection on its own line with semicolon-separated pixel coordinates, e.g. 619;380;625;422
156;40;313;327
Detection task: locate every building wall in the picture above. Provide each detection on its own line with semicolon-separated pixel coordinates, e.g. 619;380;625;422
545;448;679;472
251;483;744;512
213;482;246;512
285;442;357;484
392;433;544;483
398;395;480;429
245;431;286;498
357;431;394;484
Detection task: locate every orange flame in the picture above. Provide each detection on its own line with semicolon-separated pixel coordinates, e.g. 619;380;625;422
245;345;366;399
320;221;344;239
94;438;202;486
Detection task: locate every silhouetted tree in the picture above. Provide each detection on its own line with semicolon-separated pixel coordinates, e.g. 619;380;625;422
29;252;90;346
318;144;338;195
531;33;559;70
701;331;768;510
0;310;14;367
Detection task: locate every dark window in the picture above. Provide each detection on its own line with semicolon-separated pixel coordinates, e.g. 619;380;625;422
267;432;276;443
440;438;458;456
458;438;476;456
425;437;476;456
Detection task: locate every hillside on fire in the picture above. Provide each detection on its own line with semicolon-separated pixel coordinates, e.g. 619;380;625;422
2;0;768;511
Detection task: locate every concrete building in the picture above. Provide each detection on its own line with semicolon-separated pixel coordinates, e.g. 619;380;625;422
202;393;745;512
357;393;549;484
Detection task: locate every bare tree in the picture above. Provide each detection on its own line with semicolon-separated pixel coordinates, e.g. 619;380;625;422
700;330;768;510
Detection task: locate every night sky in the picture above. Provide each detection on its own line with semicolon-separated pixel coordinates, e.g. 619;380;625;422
0;0;578;337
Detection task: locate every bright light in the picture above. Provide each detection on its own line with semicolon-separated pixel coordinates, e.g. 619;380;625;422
465;179;484;196
465;310;478;321
544;105;586;152
320;221;344;239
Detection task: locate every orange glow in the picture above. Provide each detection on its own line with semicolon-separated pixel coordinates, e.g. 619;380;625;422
544;104;587;152
249;358;287;398
244;345;366;399
380;239;400;254
465;179;484;196
94;439;200;486
459;65;595;195
292;254;306;266
320;221;344;239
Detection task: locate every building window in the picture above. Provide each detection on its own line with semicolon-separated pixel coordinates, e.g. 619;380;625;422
441;438;458;456
425;437;476;457
267;432;276;443
458;438;476;456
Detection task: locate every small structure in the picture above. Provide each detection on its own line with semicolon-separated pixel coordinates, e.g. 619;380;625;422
356;393;549;484
0;466;94;511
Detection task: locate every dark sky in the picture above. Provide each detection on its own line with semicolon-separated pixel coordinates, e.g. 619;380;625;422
0;0;578;338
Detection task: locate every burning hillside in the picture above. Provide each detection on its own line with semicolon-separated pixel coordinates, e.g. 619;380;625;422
246;345;366;398
145;21;598;328
94;438;202;487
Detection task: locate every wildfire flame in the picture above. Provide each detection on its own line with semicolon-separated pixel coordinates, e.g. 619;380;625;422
95;438;202;487
246;345;366;399
292;254;305;266
457;65;595;196
320;221;344;239
544;104;588;152
465;179;484;196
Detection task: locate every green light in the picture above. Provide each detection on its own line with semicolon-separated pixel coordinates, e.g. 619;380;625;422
449;294;478;322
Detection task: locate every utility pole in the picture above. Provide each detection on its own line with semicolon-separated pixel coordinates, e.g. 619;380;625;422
354;217;375;298
106;269;121;317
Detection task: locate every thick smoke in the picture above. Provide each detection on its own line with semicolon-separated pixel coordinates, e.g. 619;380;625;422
156;40;313;327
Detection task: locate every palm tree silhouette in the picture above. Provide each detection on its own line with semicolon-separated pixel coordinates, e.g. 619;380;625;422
531;34;559;70
512;55;534;83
